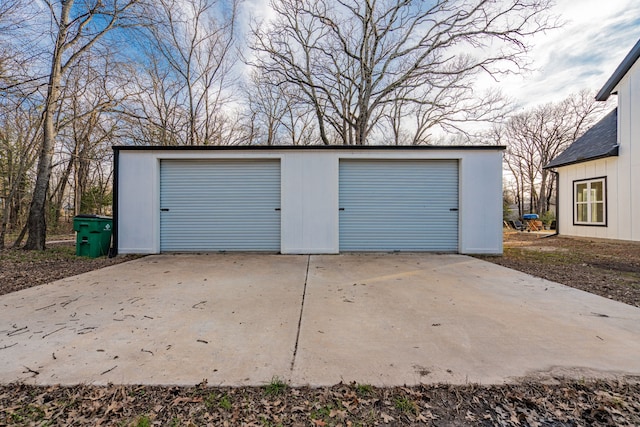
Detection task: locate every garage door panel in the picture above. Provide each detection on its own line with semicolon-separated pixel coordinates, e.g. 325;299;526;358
160;160;280;252
339;160;458;251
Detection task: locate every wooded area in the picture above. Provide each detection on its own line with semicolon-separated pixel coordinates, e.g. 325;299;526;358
0;0;608;249
498;91;611;219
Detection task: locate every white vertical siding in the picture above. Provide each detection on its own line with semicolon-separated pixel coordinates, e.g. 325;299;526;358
281;152;338;253
617;70;633;240
558;158;621;240
459;151;503;253
117;152;158;253
628;60;640;241
562;56;640;242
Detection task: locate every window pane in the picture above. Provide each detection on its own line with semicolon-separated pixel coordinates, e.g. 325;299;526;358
592;202;604;223
577;204;587;222
575;179;607;225
576;183;587;202
591;181;603;202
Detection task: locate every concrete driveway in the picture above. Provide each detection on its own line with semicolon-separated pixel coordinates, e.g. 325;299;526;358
1;253;640;386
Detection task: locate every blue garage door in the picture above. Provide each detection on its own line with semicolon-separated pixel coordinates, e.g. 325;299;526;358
339;160;459;251
160;160;281;252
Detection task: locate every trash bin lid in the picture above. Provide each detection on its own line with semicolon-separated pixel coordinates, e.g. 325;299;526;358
74;214;112;219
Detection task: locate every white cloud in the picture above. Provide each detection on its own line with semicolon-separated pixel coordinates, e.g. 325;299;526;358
238;0;275;31
494;0;640;110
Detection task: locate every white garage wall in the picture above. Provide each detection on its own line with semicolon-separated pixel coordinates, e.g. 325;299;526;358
116;147;503;254
281;151;339;253
117;151;158;253
458;151;504;254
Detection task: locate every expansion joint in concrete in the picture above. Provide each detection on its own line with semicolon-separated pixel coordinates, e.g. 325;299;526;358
290;255;310;371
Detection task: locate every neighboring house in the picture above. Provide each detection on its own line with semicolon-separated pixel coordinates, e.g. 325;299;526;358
545;39;640;241
113;145;504;255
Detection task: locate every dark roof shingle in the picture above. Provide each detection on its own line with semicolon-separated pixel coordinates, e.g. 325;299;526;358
545;108;618;169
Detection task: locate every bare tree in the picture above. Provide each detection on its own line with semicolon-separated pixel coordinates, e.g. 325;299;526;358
0;0;22;30
243;70;318;145
141;0;239;146
24;0;142;250
251;0;555;145
281;98;318;146
0;98;41;249
0;5;43;247
499;91;611;216
0;1;33;91
122;55;188;146
55;54;126;220
495;123;538;215
244;70;289;145
383;84;508;145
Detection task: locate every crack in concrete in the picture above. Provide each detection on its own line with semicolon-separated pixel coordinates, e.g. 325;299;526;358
290;255;310;372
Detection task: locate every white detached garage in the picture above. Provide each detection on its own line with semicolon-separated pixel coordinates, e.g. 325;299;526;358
114;146;503;255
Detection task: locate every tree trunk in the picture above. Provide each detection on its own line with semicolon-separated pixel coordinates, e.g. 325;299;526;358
538;172;547;214
0;208;7;250
518;175;525;217
24;3;69;250
75;146;90;215
51;158;74;226
12;223;27;248
24;101;57;250
355;114;368;145
74;142;82;216
313;101;330;145
1;164;27;249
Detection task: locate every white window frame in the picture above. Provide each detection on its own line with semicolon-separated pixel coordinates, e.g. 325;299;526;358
573;177;607;226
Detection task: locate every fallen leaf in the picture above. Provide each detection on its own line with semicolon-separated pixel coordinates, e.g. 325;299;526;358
381;412;395;423
329;409;346;419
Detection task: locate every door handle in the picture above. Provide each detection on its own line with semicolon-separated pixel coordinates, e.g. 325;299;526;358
339;208;345;211
275;208;281;211
449;208;458;212
161;208;169;212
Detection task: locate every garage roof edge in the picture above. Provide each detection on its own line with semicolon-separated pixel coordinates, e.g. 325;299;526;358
112;144;506;152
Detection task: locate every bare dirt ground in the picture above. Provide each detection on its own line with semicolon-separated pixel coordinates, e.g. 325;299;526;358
1;234;640;426
0;241;139;296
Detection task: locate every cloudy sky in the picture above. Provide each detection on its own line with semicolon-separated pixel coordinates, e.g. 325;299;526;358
498;0;640;110
242;0;640;113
